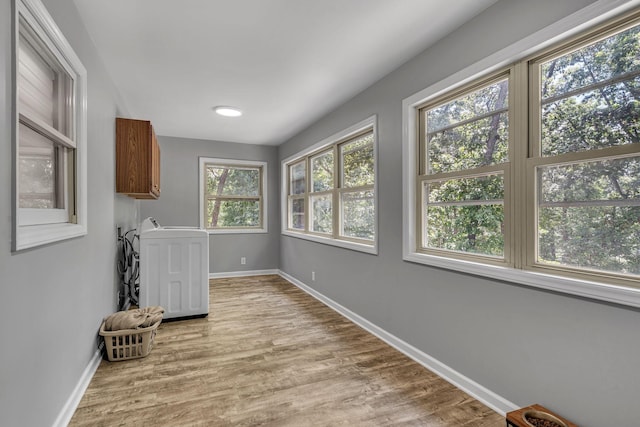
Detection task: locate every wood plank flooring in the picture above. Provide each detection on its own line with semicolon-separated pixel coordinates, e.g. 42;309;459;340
69;275;503;426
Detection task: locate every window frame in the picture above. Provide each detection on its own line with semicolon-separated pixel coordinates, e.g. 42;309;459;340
198;157;268;234
525;13;640;289
402;3;640;308
12;0;87;251
281;115;378;255
416;70;515;267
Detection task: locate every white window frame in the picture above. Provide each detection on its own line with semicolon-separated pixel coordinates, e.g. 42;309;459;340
403;0;640;308
198;157;268;234
12;0;87;251
281;115;378;255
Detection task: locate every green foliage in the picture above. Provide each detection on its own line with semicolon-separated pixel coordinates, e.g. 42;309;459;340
206;165;261;228
538;157;640;274
340;134;375;240
422;24;640;277
288;132;376;241
537;26;640;275
427;204;504;256
342;134;375;187
427;79;509;174
207;167;259;196
312;151;333;192
424;79;508;256
342;190;374;240
311;195;332;233
541;25;640;156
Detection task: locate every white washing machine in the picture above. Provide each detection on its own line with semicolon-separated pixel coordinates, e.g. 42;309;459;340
139;217;209;320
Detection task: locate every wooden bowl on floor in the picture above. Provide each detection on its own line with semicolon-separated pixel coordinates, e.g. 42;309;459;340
522;410;569;427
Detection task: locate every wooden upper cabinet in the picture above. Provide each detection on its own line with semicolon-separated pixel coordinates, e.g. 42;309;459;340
116;118;161;199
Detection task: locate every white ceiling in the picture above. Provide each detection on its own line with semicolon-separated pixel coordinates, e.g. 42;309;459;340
73;0;498;145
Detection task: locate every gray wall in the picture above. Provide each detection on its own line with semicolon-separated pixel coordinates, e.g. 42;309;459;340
0;0;137;426
279;1;640;426
140;136;280;274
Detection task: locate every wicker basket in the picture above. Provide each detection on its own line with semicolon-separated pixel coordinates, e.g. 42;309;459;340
99;320;160;361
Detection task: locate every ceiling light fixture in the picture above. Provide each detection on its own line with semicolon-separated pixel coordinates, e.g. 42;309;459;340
214;106;242;117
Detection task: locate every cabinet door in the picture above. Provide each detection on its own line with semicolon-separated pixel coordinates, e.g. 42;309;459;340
116;117;160;199
151;127;160;197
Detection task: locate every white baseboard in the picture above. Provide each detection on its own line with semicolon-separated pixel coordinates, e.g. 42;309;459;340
53;347;102;427
278;270;518;416
209;269;279;279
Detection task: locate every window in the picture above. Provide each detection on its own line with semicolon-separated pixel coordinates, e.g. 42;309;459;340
340;133;375;240
404;9;640;304
282;116;377;254
528;17;640;283
199;158;267;233
13;0;87;250
419;73;511;264
288;160;305;230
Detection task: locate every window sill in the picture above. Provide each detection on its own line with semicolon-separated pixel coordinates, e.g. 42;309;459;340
403;251;640;309
282;229;378;255
207;228;268;235
15;222;87;251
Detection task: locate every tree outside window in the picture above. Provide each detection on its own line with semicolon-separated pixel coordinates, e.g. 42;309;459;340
200;158;267;233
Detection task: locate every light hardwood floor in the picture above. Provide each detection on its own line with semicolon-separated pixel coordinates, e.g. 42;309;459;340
69;275;503;426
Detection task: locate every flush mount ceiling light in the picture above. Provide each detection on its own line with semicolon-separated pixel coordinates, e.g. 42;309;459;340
214;106;242;117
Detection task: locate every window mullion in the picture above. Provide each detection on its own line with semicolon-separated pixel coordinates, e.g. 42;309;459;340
511;61;527;270
332;145;339;239
19;112;76;149
428;106;509;136
305;156;310;233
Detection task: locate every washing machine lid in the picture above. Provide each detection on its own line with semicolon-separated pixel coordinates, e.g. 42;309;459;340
141;227;208;238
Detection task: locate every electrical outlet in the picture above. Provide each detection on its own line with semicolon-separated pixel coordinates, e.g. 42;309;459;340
116;224;122;238
241;257;246;265
312;271;316;281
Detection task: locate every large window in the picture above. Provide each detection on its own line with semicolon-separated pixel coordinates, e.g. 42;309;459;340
404;10;640;301
13;0;87;250
199;158;267;233
419;73;511;264
528;17;640;282
282;116;377;254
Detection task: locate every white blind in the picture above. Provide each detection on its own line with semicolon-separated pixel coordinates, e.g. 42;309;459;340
18;36;55;127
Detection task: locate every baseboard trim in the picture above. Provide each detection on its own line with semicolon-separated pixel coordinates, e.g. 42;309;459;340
53;347;102;427
209;269;279;279
278;270;518;416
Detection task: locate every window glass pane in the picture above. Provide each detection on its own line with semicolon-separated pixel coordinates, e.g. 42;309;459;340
207;199;260;228
426;78;509;174
538;206;640;275
538;156;640;275
341;190;374;240
540;156;640;204
289;198;305;230
311;151;333;192
311;194;332;234
427;174;504;203
341;132;374;187
425;204;504;257
424;175;504;257
206;166;260;197
19;122;57;208
19;24;73;138
290;161;306;195
540;24;640;156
